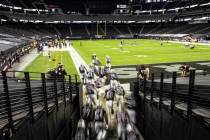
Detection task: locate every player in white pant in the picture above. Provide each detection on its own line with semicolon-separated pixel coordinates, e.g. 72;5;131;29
84;82;98;105
94;77;105;97
104;87;115;123
94;104;108;140
115;83;125;107
105;56;111;71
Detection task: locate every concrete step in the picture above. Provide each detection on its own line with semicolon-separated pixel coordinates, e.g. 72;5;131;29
105;127;118;140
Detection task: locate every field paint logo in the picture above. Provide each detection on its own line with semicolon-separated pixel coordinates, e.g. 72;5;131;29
114;63;206;79
153;64;203;73
153;64;183;73
111;48;118;50
197;62;210;67
113;68;137;79
134;55;147;58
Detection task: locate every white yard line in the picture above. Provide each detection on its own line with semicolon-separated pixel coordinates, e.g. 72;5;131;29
48;48;68;51
12;49;39;72
7;49;40;77
67;42;131;92
66;43;89;78
166;41;210;46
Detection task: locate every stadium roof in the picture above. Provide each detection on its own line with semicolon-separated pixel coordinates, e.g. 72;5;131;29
1;0;210;14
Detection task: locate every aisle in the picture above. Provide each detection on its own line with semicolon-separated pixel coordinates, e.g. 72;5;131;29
66;43;89;78
68;41;137;139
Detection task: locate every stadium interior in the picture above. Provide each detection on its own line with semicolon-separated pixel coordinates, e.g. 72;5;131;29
0;0;210;140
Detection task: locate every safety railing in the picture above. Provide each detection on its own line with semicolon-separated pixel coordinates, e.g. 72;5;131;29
134;70;210;140
136;70;210;120
0;71;81;139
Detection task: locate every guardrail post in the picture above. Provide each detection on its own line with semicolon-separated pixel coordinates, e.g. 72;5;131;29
187;70;195;121
75;75;80;117
62;76;66;107
2;71;14;132
24;72;34;122
143;75;147;103
143;76;147;137
150;73;154;105
53;77;59;111
133;81;139;103
69;75;72;104
69;119;72;140
133;81;143;135
12;71;15;78
136;72;139;81
171;72;177;115
159;72;164;110
41;73;48;116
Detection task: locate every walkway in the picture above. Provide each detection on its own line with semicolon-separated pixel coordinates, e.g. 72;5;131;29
162;74;210;86
65;42;144;139
66;43;89;78
7;49;39;77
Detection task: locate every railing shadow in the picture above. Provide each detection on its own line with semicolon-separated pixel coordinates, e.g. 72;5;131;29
0;71;82;140
134;70;210;140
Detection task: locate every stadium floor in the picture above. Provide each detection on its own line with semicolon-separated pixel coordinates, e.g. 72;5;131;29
163;74;210;86
112;60;210;83
20;50;78;78
16;39;210;84
72;39;210;66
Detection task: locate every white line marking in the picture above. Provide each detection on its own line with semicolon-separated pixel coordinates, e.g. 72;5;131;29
66;43;89;78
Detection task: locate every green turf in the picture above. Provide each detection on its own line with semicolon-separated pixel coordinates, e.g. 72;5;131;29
23;51;78;78
72;39;210;66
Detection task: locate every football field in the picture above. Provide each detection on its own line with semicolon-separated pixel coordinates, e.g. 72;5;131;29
22;39;210;77
72;39;210;66
23;51;78;78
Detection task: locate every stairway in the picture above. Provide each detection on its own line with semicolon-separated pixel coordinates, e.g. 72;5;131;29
105;127;118;140
69;26;73;36
19;0;28;8
113;25;122;35
53;26;61;36
139;25;144;34
128;25;133;36
85;25;90;36
99;25;105;35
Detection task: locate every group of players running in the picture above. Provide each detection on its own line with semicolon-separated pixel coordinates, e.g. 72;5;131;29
75;54;138;140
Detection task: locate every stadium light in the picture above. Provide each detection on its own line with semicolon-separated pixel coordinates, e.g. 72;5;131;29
34;20;43;23
190;5;198;8
13;6;22;10
72;21;92;23
200;2;210;6
0;19;7;22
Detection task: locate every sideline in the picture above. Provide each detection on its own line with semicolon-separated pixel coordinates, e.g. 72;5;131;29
66;43;89;78
166;40;210;46
8;49;40;76
67;43;131;91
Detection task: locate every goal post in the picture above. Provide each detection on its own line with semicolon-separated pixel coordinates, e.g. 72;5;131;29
96;21;107;37
96;21;99;36
104;20;107;36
